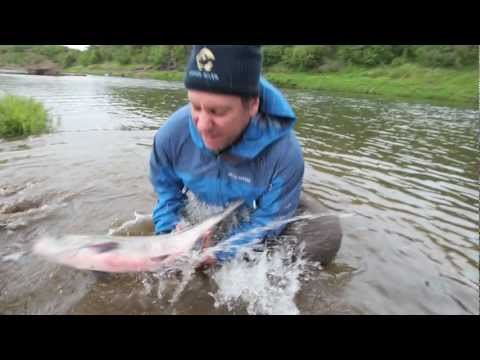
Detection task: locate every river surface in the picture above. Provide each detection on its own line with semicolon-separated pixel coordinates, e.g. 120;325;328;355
0;73;478;315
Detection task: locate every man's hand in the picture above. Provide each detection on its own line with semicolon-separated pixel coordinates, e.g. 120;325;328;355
194;229;217;271
194;254;216;271
201;229;213;248
175;223;186;232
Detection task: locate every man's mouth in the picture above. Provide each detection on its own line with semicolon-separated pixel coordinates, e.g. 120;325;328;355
202;132;219;142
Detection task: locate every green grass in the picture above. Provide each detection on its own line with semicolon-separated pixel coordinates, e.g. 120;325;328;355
264;63;478;108
0;95;53;138
66;62;478;108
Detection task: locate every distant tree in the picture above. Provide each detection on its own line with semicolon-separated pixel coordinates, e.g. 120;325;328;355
282;45;330;71
131;46;152;64
170;45;189;69
116;46;132;65
61;52;77;67
89;48;104;64
12;45;33;52
1;44;476;73
455;45;478;67
149;46;170;68
336;45;396;67
414;46;457;67
78;51;91;66
262;45;290;67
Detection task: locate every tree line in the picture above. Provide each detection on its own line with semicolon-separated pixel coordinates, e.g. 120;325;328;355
0;45;477;71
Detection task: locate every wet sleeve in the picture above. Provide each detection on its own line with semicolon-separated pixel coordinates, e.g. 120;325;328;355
215;144;304;262
149;133;186;234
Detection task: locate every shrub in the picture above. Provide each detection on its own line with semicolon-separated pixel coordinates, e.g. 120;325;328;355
282;45;330;71
0;95;53;138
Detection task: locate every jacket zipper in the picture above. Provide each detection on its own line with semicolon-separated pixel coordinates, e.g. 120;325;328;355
216;155;222;205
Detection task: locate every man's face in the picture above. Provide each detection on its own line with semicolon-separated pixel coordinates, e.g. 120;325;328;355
188;90;259;152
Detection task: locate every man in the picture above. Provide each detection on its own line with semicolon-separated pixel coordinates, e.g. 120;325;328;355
149;45;304;268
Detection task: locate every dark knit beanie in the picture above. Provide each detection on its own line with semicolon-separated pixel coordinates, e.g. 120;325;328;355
184;45;262;97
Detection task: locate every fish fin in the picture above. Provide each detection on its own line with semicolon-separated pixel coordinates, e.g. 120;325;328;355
87;242;120;253
150;255;170;262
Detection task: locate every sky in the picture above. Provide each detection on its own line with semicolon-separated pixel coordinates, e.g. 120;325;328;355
65;45;89;51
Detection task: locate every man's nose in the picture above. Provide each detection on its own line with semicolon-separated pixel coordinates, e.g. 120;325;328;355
196;111;213;132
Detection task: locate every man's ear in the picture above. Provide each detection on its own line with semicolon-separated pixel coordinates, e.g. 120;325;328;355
249;96;260;117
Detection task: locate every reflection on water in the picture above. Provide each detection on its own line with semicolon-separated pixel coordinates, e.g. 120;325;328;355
0;74;478;314
0;74;186;132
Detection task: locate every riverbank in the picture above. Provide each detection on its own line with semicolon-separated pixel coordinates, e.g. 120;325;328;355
266;64;478;108
5;62;477;108
0;67;85;76
64;63;185;81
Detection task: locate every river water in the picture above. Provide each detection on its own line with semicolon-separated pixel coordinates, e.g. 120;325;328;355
0;73;478;315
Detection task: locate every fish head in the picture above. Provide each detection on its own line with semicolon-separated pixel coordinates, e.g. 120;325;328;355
33;234;113;258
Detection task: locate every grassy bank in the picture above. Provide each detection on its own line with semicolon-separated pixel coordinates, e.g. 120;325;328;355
63;62;477;108
265;64;478;108
0;95;52;138
65;63;184;81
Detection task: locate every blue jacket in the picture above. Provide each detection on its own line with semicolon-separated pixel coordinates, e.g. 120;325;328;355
149;77;304;262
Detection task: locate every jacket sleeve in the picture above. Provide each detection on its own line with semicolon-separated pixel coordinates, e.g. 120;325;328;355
149;130;186;235
215;141;304;262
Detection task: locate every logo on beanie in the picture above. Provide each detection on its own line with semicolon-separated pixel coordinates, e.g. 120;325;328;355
196;48;215;72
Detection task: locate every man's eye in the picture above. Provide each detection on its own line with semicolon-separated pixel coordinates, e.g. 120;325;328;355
211;109;226;116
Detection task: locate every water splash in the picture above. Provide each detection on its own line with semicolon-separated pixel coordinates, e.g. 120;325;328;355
109;197;350;314
201;212;352;257
209;241;307;315
136;239;309;314
138;213;336;315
